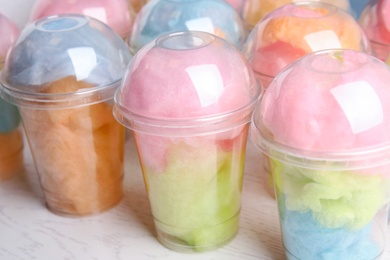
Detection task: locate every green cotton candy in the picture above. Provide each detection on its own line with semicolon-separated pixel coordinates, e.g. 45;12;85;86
270;159;390;230
146;140;245;251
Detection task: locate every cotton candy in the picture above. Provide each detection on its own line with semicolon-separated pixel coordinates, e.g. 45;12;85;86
242;2;368;84
271;159;389;230
20;77;124;215
360;0;390;61
145;135;245;250
281;210;382;260
241;0;351;29
128;0;247;53
30;0;134;38
261;51;390;152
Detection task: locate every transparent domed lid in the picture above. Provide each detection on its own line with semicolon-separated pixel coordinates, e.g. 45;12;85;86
241;0;352;29
359;0;390;61
128;0;248;53
251;49;390;169
29;0;135;38
241;2;370;84
115;31;261;135
0;14;20;61
1;14;132;108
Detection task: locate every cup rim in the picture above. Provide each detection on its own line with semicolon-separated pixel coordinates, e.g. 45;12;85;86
250;103;390;171
113;82;262;136
0;77;121;109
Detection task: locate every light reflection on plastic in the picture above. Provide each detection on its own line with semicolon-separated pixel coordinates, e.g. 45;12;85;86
185;64;223;107
185;17;215;34
83;7;108;23
330;81;383;134
304;30;342;52
67;47;97;81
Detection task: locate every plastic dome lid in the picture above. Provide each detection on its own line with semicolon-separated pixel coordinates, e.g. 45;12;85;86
1;14;132;108
359;0;390;61
29;0;135;39
0;14;20;61
251;49;390;170
128;0;248;54
114;31;261;136
241;0;352;29
241;2;371;82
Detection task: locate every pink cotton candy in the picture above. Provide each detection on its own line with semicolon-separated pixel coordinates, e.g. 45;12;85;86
115;32;260;173
360;0;390;60
378;0;390;37
0;14;19;59
260;50;390;152
361;0;390;43
121;37;255;119
30;0;133;38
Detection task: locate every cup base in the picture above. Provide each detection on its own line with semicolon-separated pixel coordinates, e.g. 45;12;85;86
44;183;123;217
154;212;240;253
284;246;384;260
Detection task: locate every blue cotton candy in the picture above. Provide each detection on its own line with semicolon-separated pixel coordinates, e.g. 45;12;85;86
281;210;382;260
0;97;20;133
129;0;247;52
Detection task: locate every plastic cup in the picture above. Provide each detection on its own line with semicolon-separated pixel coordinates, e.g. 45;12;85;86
242;1;370;89
251;49;390;259
127;0;248;54
241;1;371;197
359;0;390;61
0;66;23;181
0;14;132;216
29;0;135;39
114;31;261;252
0;14;23;182
241;0;352;29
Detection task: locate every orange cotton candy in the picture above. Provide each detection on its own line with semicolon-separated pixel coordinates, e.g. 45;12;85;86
260;6;363;54
21;76;124;216
0;130;23;181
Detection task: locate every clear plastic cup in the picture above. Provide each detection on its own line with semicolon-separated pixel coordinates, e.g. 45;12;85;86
241;1;371;197
0;14;132;216
127;0;248;54
0;14;23;182
251;49;390;259
242;1;370;89
29;0;135;39
114;31;261;252
241;0;352;29
0;95;23;181
360;0;390;61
